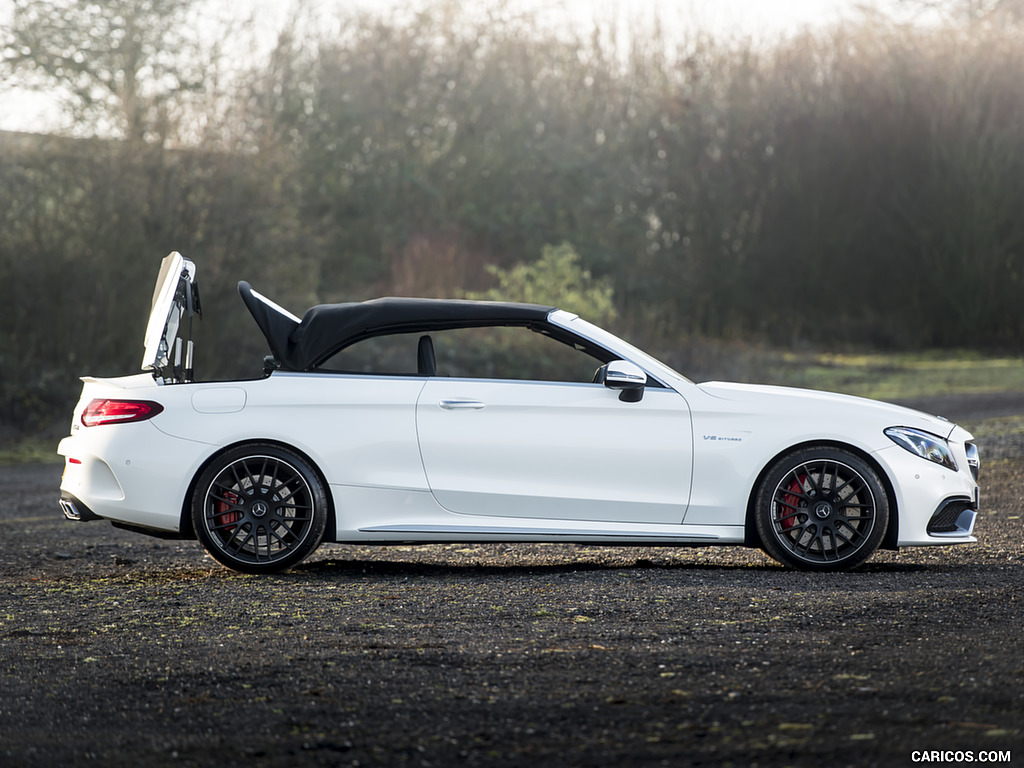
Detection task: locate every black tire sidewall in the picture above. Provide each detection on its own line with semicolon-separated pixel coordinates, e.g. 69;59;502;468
191;443;328;573
755;446;889;572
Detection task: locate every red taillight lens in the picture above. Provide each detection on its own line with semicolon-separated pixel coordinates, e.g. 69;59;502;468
81;399;164;427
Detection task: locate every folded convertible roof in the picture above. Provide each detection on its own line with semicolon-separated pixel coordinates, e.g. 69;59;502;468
238;284;555;371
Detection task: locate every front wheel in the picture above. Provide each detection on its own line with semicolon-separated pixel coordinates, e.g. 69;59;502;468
754;446;889;571
191;444;328;573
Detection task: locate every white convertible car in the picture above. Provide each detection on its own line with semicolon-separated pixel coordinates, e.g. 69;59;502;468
58;253;980;573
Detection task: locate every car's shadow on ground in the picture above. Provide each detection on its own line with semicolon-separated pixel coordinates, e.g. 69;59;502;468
288;554;962;579
295;557;705;578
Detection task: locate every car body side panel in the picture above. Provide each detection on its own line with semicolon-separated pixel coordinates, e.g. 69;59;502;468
327;484;746;544
151;373;430;492
58;367;978;550
680;382;978;543
416;378;693;524
59;373;431;533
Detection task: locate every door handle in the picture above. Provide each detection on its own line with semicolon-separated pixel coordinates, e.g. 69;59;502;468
439;399;486;410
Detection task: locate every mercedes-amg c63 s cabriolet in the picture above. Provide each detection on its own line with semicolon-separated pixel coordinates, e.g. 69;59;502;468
58;253;980;573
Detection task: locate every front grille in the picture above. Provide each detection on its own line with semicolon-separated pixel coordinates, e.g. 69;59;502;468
928;500;976;535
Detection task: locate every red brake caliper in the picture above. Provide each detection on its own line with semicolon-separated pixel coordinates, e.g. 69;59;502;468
780;474;807;530
214;491;242;531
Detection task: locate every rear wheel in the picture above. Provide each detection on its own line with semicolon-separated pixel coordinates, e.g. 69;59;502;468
754;446;889;571
191;444;327;573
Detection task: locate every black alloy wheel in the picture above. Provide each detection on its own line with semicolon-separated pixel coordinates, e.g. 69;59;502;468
755;446;889;571
191;443;328;573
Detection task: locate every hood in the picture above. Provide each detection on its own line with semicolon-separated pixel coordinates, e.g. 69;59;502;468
142;252;200;383
697;380;962;440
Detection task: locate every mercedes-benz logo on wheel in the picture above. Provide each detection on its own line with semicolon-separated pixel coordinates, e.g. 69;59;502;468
813;502;832;519
251;500;270;518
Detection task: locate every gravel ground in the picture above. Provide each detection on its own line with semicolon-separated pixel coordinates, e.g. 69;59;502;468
1;421;1022;768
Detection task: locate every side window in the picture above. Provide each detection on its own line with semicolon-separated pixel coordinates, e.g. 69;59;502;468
317;326;605;382
432;326;603;383
318;332;422;375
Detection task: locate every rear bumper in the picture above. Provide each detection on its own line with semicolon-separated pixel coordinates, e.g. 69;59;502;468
57;424;211;534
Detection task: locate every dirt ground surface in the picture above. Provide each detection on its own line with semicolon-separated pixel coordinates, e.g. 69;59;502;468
2;398;1022;767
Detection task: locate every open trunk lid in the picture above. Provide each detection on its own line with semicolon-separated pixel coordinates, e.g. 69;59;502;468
142;252;201;383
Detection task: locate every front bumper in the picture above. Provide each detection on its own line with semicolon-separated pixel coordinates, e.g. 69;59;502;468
874;441;979;547
926;496;978;538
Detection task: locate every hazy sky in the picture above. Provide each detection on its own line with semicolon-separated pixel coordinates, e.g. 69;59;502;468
0;0;882;133
534;0;864;34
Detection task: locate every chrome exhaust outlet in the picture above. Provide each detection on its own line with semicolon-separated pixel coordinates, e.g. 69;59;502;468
60;496;100;522
60;498;82;520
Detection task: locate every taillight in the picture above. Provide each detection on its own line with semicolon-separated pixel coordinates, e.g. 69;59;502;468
81;399;164;427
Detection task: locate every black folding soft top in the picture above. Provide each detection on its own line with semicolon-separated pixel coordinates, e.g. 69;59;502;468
239;282;555;370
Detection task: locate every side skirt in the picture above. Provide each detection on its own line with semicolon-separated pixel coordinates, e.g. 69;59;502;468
353;523;743;545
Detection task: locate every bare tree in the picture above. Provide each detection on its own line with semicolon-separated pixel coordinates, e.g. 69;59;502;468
1;0;214;143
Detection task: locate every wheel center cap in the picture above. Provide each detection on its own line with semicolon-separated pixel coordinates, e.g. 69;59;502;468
251;500;270;518
813;502;833;519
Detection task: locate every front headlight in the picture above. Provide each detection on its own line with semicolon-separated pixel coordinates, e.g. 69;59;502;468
884;426;957;470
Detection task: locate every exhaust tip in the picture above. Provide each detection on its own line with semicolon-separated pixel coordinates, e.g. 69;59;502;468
60;499;82;520
59;496;100;522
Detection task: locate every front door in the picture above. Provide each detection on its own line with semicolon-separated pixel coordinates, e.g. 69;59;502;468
416;378;693;524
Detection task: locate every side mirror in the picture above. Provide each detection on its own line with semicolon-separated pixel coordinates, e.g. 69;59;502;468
603;360;647;402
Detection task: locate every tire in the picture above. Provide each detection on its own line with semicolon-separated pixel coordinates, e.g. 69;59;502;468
191;443;328;574
754;446;889;571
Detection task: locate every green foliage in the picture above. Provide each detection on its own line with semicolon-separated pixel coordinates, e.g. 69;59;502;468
455;243;617;381
465;243;617;324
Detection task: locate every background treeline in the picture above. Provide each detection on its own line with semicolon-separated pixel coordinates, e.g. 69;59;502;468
3;1;1024;430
